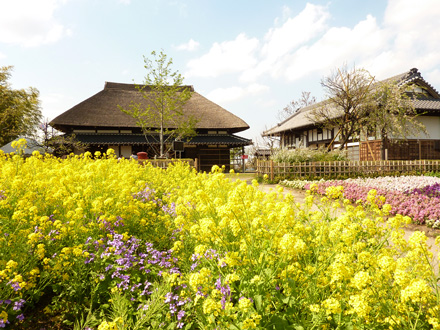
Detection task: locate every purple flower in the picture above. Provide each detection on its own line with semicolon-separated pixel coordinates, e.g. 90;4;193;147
16;314;25;321
13;299;26;311
165;292;174;303
177;310;185;320
169;303;177;314
0;319;10;327
9;281;21;291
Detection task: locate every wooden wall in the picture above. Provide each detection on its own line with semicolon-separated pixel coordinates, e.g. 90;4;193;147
197;148;230;172
360;139;440;161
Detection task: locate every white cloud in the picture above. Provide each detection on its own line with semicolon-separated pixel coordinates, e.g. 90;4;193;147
207;83;269;104
118;0;131;4
355;0;440;81
187;0;440;99
262;3;329;62
0;0;71;47
283;14;387;81
381;0;440;72
176;39;200;51
240;4;330;83
186;33;259;78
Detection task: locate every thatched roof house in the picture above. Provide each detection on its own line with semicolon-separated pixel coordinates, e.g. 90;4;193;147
50;82;251;171
264;68;440;161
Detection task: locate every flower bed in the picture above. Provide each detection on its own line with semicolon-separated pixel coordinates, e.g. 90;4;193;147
300;176;440;226
1;149;440;329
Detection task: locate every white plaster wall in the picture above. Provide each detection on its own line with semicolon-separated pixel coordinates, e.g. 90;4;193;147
407;116;440;139
108;145;131;158
334;127;340;141
121;145;132;158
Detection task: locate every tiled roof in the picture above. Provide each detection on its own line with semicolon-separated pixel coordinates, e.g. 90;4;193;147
73;133;252;146
263;100;339;135
413;99;440;111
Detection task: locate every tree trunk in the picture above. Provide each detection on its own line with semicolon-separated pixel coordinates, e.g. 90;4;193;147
160;106;164;157
381;130;388;161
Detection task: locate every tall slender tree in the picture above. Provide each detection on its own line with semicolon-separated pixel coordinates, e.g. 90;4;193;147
120;51;197;157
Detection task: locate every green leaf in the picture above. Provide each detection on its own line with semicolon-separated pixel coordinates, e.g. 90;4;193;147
254;294;263;311
267;315;291;329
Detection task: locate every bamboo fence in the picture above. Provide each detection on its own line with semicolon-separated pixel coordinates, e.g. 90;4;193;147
256;159;440;180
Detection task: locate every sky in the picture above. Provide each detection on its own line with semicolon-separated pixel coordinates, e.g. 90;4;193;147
1;0;440;144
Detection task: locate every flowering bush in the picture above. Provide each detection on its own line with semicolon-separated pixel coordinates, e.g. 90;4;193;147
271;146;348;163
303;176;440;225
1;147;440;329
279;178;324;190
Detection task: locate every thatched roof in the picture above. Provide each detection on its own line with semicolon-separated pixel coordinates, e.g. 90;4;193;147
51;82;249;133
264;68;440;136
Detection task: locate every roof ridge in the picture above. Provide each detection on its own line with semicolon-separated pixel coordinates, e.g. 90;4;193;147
104;82;195;92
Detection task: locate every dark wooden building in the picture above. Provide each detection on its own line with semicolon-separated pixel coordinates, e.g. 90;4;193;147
50;82;251;172
264;68;440;161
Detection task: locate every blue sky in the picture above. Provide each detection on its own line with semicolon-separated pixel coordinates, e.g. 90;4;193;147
1;0;439;144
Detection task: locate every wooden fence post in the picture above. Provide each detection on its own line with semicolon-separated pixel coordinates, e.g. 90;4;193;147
270;160;274;181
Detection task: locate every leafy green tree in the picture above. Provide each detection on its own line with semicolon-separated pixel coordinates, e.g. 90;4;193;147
120;50;197;157
0;66;42;146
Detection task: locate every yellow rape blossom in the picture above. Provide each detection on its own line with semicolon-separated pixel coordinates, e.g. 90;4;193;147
321;297;341;315
238;297;253;313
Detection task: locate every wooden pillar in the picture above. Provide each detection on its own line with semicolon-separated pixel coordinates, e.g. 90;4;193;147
270;160;274;181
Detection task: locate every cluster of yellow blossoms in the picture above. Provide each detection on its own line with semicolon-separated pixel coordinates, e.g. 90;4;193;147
0;146;439;329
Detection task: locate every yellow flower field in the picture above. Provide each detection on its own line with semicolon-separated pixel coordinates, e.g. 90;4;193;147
0;142;439;329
